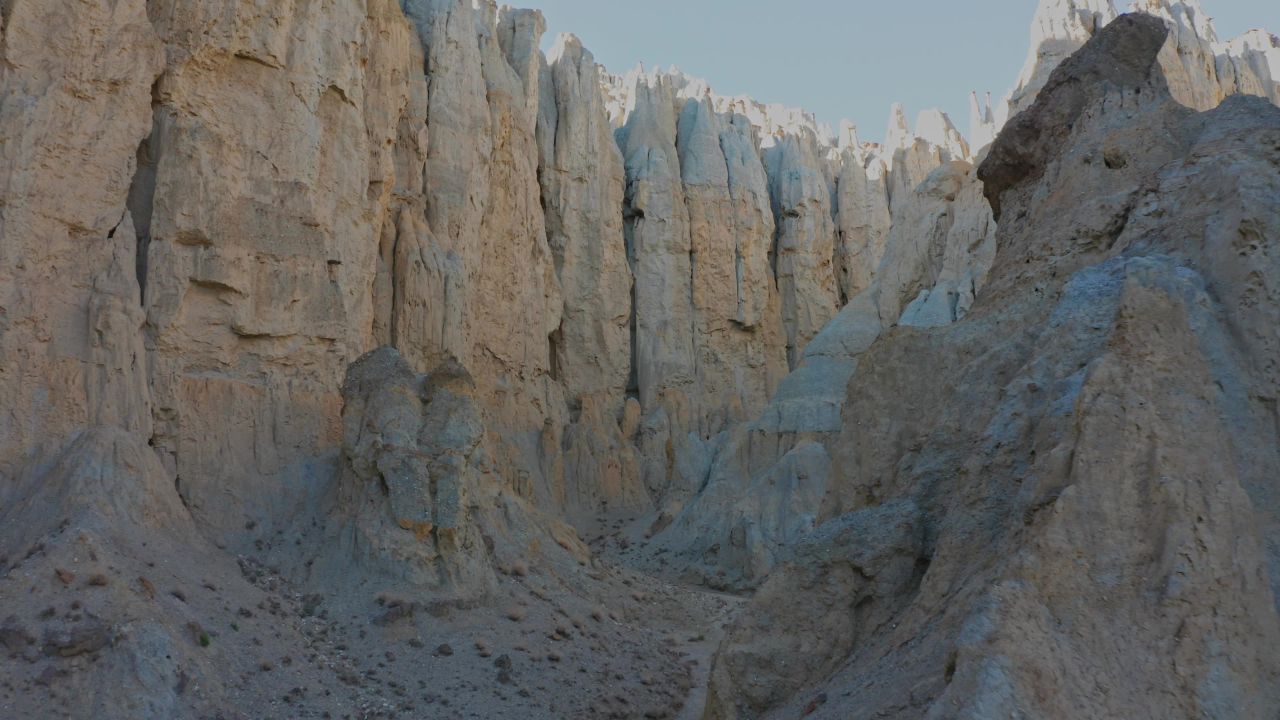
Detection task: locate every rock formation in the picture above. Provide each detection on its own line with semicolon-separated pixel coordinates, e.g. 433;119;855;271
321;348;495;599
634;154;994;591
1006;0;1279;122
705;15;1280;718
537;34;632;414
1;0;1279;718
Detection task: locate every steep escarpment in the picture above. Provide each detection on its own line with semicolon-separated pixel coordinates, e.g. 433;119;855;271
2;0;1279;718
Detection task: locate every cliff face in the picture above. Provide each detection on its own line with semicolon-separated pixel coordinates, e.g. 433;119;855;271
1006;0;1280;122
0;0;993;537
1;1;1279;718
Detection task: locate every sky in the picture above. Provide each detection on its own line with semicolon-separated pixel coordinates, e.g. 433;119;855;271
534;1;1277;143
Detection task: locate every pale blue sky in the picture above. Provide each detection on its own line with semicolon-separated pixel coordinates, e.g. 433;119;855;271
535;1;1276;142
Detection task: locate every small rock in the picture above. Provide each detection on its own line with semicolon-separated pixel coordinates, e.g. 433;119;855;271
434;644;453;657
42;621;111;657
34;665;65;687
0;616;35;654
54;569;75;586
802;691;829;716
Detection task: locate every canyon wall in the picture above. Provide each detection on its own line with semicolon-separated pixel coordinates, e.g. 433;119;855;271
0;0;1005;540
2;0;1276;597
1;0;1279;717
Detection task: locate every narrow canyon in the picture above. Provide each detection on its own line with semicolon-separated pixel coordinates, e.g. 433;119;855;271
1;0;1279;718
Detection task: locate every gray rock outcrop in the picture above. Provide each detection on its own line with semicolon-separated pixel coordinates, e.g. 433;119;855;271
707;15;1280;718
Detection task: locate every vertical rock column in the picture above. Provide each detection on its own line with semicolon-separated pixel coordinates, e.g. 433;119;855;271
537;34;647;517
405;1;569;506
0;0;163;478
715;110;790;422
679;95;788;433
618;73;697;411
833;123;891;302
766;129;840;368
537;34;632;412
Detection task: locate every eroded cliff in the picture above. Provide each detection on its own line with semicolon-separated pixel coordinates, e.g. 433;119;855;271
1;0;1278;718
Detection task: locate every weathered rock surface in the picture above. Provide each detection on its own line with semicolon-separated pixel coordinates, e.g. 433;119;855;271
636;139;994;592
705;500;925;719
320;348;495;599
537;33;632;413
834;124;892;302
707;15;1280;718
3;0;1280;718
0;0;162;479
1006;0;1279;124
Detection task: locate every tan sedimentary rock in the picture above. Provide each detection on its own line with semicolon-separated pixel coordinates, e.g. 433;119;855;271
0;0;163;477
560;394;648;517
680;95;788;434
1221;29;1280;103
1006;0;1117;118
618;72;697;416
142;0;423;542
537;33;632;411
878;161;995;328
411;2;569;501
4;2;1280;718
704;501;924;719
642;158;995;592
1006;0;1278;126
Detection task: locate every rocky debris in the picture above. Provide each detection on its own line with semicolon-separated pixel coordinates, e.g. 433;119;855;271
0;429;194;559
0;618;35;656
42;622;114;658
